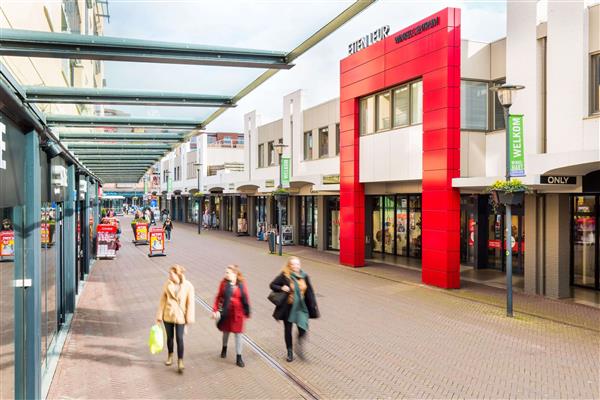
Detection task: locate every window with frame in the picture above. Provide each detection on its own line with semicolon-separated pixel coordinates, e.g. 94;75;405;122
319;126;329;158
591;54;600;115
492;79;506;130
267;141;275;166
360;79;423;136
461;80;489;130
258;143;264;168
335;123;340;155
304;131;313;160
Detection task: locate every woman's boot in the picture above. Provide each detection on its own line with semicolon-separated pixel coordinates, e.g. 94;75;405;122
286;349;294;362
236;355;245;368
220;346;227;358
177;359;184;373
165;353;173;366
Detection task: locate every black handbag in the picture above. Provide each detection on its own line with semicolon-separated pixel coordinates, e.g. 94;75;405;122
267;291;287;306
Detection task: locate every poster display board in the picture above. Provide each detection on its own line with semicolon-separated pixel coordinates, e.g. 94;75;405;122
41;223;50;245
97;224;118;259
148;227;167;257
237;218;248;235
0;231;15;258
134;222;149;245
281;225;294;245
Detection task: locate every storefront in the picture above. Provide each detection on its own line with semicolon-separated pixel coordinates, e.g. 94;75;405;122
298;196;318;247
572;171;600;291
222;195;234;232
236;195;249;235
255;195;267;236
367;195;422;260
326;196;340;251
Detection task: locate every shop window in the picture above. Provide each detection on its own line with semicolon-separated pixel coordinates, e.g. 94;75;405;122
318;126;329;158
572;196;597;288
461;80;489;130
304;131;313;160
492;79;506;130
410;80;423;124
267;141;275;166
258;143;264;167
335;123;340;155
591;54;600;115
327;196;340;250
376;92;391;130
359;96;375;136
393;85;410;128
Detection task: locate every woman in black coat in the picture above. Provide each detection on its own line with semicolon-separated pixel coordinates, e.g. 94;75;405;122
269;256;319;362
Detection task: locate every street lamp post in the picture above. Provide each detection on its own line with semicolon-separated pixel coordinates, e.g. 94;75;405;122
164;169;171;220
193;162;203;234
273;143;288;256
490;83;524;317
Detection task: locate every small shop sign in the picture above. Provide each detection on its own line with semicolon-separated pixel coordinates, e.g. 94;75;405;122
265;179;275;188
540;175;576;185
508;115;525;177
148;227;167;257
322;174;340;185
97;224;118;259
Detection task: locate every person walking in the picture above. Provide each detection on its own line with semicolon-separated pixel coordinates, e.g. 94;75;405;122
269;256;319;362
156;265;195;373
163;218;174;241
212;265;251;367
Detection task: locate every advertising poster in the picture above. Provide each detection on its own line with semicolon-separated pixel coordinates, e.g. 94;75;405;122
149;227;166;257
97;224;118;259
237;218;248;234
41;223;50;244
135;223;149;242
0;231;15;257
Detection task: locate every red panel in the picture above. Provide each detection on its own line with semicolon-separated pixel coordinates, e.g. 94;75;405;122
422;107;459;131
341;57;385;88
340;160;359;178
340;99;356;118
421;169;454;189
421;210;460;232
383;61;424;88
422;148;461;171
421;248;460;273
424;66;460;90
423;128;459;150
340;40;385;74
422;190;460;211
340;72;385;102
422;229;460;252
422;268;460;289
339;114;356;133
423;86;460;113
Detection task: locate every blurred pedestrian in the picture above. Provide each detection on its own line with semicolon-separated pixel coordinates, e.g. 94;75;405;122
212;265;250;367
163;218;173;241
269;256;319;362
156;265;195;373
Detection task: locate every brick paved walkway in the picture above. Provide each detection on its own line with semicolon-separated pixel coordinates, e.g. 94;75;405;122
48;218;600;399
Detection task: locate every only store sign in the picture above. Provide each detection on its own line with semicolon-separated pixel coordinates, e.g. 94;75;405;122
509;115;525;177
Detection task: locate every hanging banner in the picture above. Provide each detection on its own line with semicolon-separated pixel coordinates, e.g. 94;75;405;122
0;231;15;257
148;227;166;257
281;157;290;188
508;114;525;177
167;176;173;193
135;222;149;242
144;179;148;194
96;224;118;259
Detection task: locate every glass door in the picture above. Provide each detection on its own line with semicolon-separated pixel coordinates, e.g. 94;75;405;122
395;196;408;256
572;196;598;289
372;197;383;252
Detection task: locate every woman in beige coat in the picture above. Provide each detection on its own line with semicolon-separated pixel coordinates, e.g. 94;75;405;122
156;264;195;372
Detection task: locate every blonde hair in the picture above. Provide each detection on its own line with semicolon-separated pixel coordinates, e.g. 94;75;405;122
281;256;300;277
226;264;245;283
169;264;186;283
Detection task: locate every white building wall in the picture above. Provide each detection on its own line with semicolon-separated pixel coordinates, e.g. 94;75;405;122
546;1;586;154
507;1;540;174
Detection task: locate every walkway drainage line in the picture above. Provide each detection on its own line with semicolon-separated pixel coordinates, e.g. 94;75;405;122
194;295;320;400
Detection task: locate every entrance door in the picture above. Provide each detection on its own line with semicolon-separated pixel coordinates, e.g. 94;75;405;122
572;195;599;289
487;204;525;273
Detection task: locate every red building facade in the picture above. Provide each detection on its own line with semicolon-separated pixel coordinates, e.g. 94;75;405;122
339;8;461;288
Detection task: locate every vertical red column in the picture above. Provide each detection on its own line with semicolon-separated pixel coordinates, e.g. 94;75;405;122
421;9;461;288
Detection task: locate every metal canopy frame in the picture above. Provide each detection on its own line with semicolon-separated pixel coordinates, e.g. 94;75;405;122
23;86;235;107
1;1;374;182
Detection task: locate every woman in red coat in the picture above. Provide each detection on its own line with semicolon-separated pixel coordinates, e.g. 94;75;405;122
212;265;250;367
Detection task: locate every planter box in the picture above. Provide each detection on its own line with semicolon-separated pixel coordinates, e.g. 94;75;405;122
493;190;525;206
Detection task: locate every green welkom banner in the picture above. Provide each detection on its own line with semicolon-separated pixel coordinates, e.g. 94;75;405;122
508;114;525;177
144;179;148;194
167;176;173;192
281;157;290;188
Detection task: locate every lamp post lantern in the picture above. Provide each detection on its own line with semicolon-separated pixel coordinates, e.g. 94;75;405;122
273;142;288;256
490;83;525;317
193;162;203;234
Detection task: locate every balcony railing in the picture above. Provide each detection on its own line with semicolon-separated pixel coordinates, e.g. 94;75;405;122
207;139;244;149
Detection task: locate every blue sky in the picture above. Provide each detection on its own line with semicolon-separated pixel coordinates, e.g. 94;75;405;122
103;0;507;132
